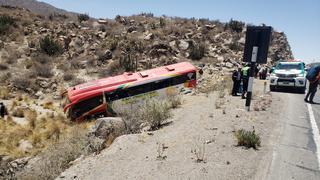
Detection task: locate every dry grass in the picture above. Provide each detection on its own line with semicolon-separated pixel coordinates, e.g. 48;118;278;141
167;92;182;108
12;107;25;118
0;109;76;159
17;125;105;180
0;87;11;99
191;137;206;163
42;101;54;110
215;99;225;109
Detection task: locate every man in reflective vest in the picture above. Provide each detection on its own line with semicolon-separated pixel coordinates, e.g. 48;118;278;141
241;64;250;99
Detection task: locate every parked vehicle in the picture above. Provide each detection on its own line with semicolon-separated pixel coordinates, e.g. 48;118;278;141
63;62;197;121
269;61;306;93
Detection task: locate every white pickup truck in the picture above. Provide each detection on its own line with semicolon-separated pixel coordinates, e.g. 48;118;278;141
269;61;306;93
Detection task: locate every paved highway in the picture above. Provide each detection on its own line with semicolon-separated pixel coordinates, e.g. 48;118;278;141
266;87;320;180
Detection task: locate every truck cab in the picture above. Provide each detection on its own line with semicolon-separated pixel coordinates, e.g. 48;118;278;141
269;61;306;93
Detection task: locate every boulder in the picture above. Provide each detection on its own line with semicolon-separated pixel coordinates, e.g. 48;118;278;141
144;33;154;40
224;62;234;69
97;19;108;24
35;91;44;99
103;50;113;60
91;117;126;139
18;140;33;153
178;40;189;50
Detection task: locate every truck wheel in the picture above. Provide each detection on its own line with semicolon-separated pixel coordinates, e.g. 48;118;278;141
297;87;306;94
270;85;276;91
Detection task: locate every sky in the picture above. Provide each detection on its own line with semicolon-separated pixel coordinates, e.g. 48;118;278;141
41;0;320;63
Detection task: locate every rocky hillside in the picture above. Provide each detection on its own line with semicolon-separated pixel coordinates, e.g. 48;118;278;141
0;6;293;98
0;0;77;19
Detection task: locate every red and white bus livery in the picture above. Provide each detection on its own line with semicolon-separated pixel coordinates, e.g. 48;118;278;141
63;62;197;121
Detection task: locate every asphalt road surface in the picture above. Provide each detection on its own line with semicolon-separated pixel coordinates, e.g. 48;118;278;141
266;87;320;180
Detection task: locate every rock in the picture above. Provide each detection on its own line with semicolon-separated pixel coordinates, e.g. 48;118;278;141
35;91;44;99
91;117;125;139
224;62;233;68
238;37;245;44
217;56;224;62
178;40;189;50
127;26;137;33
97;19;108;24
18;140;33;153
169;40;176;48
144;33;154;40
103;50;113;60
205;24;216;30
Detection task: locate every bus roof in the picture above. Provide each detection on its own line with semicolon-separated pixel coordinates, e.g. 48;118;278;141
67;61;197;104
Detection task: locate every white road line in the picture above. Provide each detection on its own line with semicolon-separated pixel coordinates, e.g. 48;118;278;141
307;103;320;170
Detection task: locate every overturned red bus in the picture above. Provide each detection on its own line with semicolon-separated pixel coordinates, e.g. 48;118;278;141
63;62;197;121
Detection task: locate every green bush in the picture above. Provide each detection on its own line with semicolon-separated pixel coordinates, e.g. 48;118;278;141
235;128;261;149
225;19;245;33
0;15;15;35
77;13;89;23
159;17;166;27
189;41;206;60
39;36;63;56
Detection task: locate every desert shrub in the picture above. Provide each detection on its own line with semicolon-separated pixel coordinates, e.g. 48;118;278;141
33;53;52;65
118;100;172;133
228;42;243;51
0;87;10;99
215;99;224;109
12;107;25;118
77;13;89;23
189;41;206;60
225;19;245;33
119;53;138;72
168;93;182;108
12;77;31;90
0;15;15;35
235;128;261;149
140;100;171;130
138;12;154;17
63;73;74;81
0;72;11;83
159;17;166;27
0;63;8;70
32;63;53;78
70;78;86;86
191;138;206;163
39;35;63;56
25;109;37;129
107;37;119;51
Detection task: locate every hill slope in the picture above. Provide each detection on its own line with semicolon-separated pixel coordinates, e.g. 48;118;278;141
0;0;77;18
0;5;293;98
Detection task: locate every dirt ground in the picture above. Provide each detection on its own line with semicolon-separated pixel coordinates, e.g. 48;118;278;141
57;80;284;180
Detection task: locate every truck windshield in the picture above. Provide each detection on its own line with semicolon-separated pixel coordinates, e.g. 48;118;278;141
277;64;301;70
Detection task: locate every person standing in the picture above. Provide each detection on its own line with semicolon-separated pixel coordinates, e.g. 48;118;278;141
0;102;8;118
241;64;250;99
232;68;241;96
305;71;320;104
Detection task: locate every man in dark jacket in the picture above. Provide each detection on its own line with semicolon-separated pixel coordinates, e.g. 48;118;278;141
305;68;320;103
232;68;241;96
